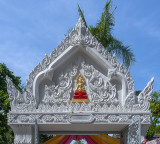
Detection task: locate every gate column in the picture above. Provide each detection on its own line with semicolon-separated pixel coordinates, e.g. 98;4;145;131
141;125;150;143
11;125;34;144
127;119;141;144
120;127;128;144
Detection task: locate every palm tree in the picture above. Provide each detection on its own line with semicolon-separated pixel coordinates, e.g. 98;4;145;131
78;0;135;69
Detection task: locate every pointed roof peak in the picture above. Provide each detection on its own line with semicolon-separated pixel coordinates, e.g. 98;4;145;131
27;16;134;95
78;15;83;21
75;15;87;29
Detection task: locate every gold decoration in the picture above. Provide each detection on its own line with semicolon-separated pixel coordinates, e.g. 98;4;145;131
75;73;86;92
72;99;90;103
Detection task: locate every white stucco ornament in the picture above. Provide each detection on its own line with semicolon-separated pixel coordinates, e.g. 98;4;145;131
7;16;154;144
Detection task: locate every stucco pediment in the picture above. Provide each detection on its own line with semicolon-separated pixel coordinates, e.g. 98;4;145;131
6;17;154;114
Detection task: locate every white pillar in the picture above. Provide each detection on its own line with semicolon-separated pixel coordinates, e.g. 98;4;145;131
120;128;128;144
11;125;34;144
141;125;150;143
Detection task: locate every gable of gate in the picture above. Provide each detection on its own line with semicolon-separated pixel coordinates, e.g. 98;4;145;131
6;17;153;118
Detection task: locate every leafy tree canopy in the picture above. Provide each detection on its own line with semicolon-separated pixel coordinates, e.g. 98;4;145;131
0;63;23;144
146;91;160;138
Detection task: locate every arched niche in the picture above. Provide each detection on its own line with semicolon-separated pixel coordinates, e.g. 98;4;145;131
34;45;128;108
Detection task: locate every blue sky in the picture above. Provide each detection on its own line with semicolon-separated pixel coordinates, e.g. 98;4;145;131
0;0;160;92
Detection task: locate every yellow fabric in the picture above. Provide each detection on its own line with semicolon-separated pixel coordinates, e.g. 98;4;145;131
90;134;120;144
43;135;66;144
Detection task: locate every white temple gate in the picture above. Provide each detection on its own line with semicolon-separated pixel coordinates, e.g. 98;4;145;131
7;17;154;144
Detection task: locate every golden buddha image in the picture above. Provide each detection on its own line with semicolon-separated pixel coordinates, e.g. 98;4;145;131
75;73;86;92
72;73;89;103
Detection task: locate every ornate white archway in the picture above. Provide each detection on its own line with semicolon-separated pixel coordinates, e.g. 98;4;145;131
7;17;154;144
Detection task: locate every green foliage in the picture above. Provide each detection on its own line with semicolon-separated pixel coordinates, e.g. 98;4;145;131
74;139;86;144
135;90;141;96
39;134;55;144
78;4;87;27
0;63;23;144
146;91;160;138
89;0;115;47
78;0;135;69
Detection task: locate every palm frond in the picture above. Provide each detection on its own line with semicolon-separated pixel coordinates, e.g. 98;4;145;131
108;38;135;69
78;5;87;27
89;0;114;48
78;1;135;69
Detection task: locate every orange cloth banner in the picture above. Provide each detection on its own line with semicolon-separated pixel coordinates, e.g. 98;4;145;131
43;134;120;144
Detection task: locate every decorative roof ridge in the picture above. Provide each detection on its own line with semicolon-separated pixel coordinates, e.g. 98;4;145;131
26;16;134;95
